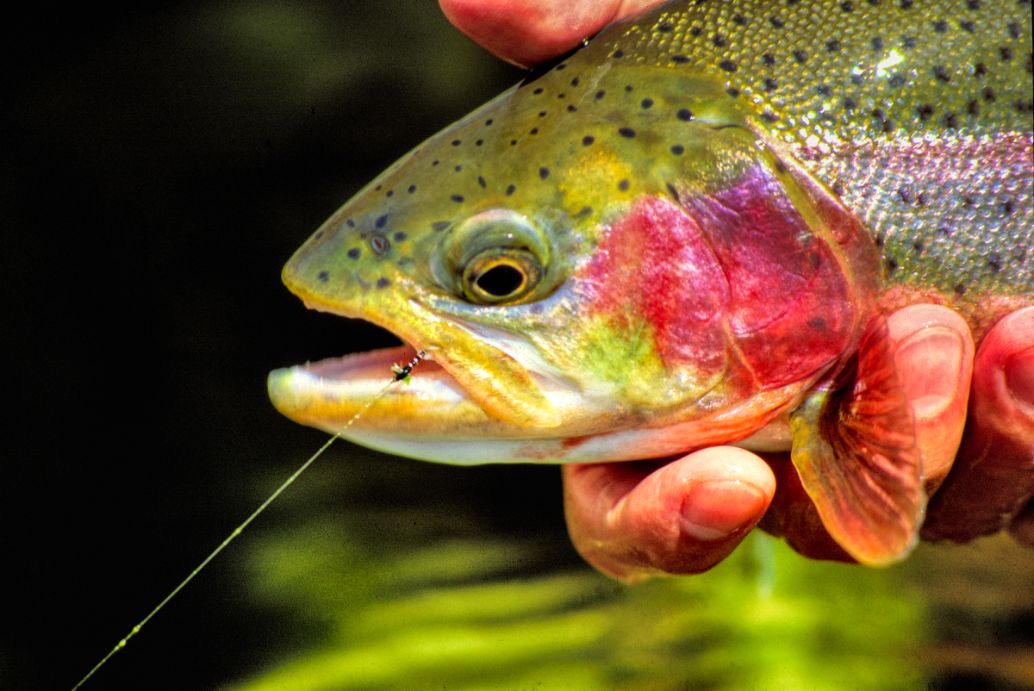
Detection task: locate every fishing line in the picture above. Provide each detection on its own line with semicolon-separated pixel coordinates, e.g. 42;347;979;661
71;351;427;691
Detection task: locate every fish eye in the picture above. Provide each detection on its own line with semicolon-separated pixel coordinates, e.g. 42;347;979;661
445;209;551;305
462;250;541;304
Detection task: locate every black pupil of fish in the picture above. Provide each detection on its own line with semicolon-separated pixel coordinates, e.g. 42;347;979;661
476;263;525;297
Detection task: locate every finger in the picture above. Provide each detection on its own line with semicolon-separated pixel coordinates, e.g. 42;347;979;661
439;0;666;66
887;304;974;492
562;447;774;582
921;307;1034;543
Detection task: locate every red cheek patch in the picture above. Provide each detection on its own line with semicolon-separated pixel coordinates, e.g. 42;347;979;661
684;166;855;387
578;196;729;372
577;162;859;391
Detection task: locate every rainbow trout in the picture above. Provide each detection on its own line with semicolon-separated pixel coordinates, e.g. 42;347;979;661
269;0;1033;565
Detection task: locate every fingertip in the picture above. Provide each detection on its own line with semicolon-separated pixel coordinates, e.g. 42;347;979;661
887;304;974;489
563;448;774;581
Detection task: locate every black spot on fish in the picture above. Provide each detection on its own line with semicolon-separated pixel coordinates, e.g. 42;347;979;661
917;103;934;120
1016;99;1034;113
871;36;884;51
595;90;606;100
317;270;330;282
850;73;865;85
570;77;580;87
962;195;975;207
450;194;464;203
726;87;740;97
983;86;996;101
582;135;595;146
974;62;988;77
557;92;566;99
510;139;518;146
816;84;832;97
530;127;539;135
967;0;980;8
764;77;779;91
369;235;390;255
732;14;748;26
1001;199;1016;214
539;167;550;180
902;35;917;49
792;50;807;64
1007;22;1023;39
641;98;654;109
762;111;780;123
762;53;776;65
897;185;913;204
347;248;361;259
533;87;544;95
770;16;785;29
386;190;394;198
477;176;486;188
932;65;951;82
953;283;966;296
432;221;451;232
671;144;685;155
612;50;624;59
889;74;906;88
875;233;885;247
346;219;356;228
1000;46;1014;61
556;63;567;71
618;127;636;138
808;317;827;330
454;164;463;172
677;108;694;121
505;184;516;196
485;118;494;126
690;26;703;36
967;99;980;115
832;180;845;196
618;179;630;191
657;21;674;32
375;214;388;229
944;112;959;128
718;59;737;72
625;84;634;92
932;20;948;33
840;0;854;10
538;111;547;118
884;256;898;272
843;96;857;109
407;184;416;194
826;39;841;52
392;231;407;242
567;105;578;112
376;277;390;289
899;0;913;7
912;240;925;253
988;254;1002;273
432;160;440;166
575;206;593;218
451;139;461;146
960;20;975;33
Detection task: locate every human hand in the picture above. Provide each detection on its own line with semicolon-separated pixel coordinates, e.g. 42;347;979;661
562;306;1033;581
438;0;1034;579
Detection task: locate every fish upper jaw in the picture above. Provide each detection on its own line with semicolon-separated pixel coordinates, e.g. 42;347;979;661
274;262;586;432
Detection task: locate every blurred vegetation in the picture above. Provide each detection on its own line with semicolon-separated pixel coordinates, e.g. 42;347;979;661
223;450;1034;691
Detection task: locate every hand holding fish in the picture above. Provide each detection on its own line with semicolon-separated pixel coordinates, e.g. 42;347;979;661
440;0;1034;580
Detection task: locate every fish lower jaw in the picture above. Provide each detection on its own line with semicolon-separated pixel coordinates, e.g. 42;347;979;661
267;344;597;439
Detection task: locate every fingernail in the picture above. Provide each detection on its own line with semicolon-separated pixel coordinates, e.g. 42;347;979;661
681;481;768;541
895;327;965;419
1005;349;1034;413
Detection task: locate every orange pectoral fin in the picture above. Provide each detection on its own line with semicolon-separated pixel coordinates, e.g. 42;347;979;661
789;319;926;566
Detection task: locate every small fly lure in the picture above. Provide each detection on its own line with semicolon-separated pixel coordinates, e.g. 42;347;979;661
70;352;428;690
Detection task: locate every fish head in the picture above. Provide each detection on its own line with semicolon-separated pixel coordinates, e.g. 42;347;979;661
270;54;879;464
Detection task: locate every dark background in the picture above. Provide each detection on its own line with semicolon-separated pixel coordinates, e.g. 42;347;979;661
5;3;570;688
